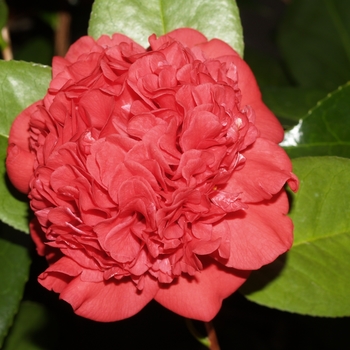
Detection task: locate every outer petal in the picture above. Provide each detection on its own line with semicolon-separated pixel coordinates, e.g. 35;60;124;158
6;144;34;194
64;36;97;62
59;274;159;322
29;218;60;261
220;190;293;270
198;38;241;59
8;101;39;152
154;259;250;321
98;33;146;52
149;28;208;50
6;102;39;193
39;257;159;322
38;256;81;293
228;56;284;143
226;138;298;203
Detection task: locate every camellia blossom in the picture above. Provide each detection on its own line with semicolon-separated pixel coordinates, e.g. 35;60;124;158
6;28;298;322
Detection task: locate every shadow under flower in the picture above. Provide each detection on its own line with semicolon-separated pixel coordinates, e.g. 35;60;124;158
239;252;288;295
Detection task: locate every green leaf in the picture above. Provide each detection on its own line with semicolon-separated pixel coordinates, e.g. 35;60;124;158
0;61;51;232
281;82;350;158
3;301;58;350
278;0;350;91
0;223;31;347
241;157;350;317
88;0;244;56
262;87;326;129
0;60;51;137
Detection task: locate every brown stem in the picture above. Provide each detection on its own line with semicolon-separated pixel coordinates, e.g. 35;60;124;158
55;11;71;56
1;26;13;60
205;321;221;350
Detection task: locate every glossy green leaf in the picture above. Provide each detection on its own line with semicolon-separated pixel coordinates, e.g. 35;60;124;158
0;60;51;232
88;0;243;56
241;157;350;317
0;223;31;347
0;60;51;136
281;82;350;158
3;301;57;350
262;87;326;129
278;0;350;91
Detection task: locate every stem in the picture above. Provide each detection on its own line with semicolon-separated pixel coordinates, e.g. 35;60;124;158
1;26;13;60
205;321;221;350
185;319;210;348
55;11;71;56
185;319;221;350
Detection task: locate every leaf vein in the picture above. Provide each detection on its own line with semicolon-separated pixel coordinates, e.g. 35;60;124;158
293;230;350;247
158;0;166;34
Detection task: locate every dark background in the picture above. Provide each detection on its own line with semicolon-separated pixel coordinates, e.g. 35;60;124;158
2;0;350;349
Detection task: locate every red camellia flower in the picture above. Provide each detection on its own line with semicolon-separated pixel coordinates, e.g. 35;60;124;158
6;28;298;322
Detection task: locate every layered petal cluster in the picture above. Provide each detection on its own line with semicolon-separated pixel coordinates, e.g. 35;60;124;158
6;28;298;322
